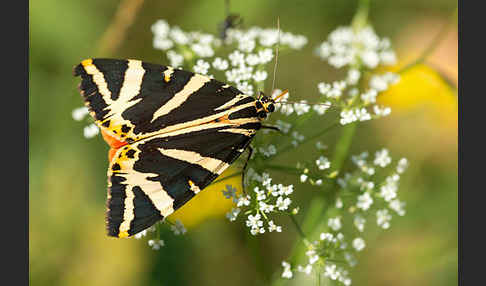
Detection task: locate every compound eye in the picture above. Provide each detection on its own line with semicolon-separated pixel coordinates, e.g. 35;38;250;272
255;101;263;109
257;111;267;119
267;103;275;113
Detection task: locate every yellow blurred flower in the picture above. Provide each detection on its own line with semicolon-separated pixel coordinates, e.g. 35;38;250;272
378;63;457;130
372;16;457;164
167;166;242;229
377;15;458;129
373;62;457;164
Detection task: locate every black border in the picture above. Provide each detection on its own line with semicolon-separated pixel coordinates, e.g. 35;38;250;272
4;0;28;284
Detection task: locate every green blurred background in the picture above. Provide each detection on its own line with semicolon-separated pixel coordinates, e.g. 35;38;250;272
29;0;457;285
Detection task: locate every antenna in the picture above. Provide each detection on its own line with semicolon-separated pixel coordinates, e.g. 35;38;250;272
267;17;336;111
273;90;335;109
273;89;288;102
278;101;334;107
271;16;280;94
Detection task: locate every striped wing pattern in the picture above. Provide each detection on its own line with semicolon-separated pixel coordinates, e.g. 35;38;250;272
74;58;261;237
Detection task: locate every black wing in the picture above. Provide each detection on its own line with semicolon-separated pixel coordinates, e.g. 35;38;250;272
107;115;261;237
73;58;255;143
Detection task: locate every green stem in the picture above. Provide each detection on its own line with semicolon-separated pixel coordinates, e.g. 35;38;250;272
247;232;269;284
301;122;340;148
271;4;369;285
289;215;310;247
271;2;369;285
351;0;371;31
272;121;339;160
288;197;327;263
330;122;357;173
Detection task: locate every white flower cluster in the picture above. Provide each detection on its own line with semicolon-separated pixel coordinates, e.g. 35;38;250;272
295;155;333;188
281;231;356;285
71;107;100;139
258;145;277;157
316;156;331;170
133;224;165;250
374;148;392;167
83;123;99;138
316;26;396;69
328;217;342;231
134;225;155;239
369;72;400;92
333;70;398;124
275;120;292;134
313;25;400;126
225;27;308;50
318;81;347;99
337;149;408;232
291;131;305;147
223;171;295;235
278;149;404;286
148;239;165;250
72;106;89;121
278;148;408;281
131;218;187;250
152;20;221;63
339;108;372;125
281;261;293;278
151;20;307;97
170;219;187;235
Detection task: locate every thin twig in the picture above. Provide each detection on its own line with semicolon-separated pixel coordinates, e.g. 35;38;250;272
398;8;457;74
96;0;145;56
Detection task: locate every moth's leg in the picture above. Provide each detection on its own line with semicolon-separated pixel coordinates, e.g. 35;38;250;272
261;125;282;133
241;145;254;195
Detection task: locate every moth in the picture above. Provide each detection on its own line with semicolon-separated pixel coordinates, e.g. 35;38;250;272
73;58;286;238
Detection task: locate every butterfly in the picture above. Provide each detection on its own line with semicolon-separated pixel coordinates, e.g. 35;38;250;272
73;58;286;238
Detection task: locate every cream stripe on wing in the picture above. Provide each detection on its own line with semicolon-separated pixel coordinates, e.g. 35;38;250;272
146;102;259;137
119;187;135;234
213;161;231;175
92;60;146;142
214;94;249;110
219;128;256;137
142;181;175;217
149;116;260;140
123;173;175;217
150;74;211;122
104;59;145;118
110;146;175;219
81;59;112;100
158;148;229;174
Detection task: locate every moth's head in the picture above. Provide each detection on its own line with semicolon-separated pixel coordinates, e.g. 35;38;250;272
256;92;276;119
255;89;288;119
